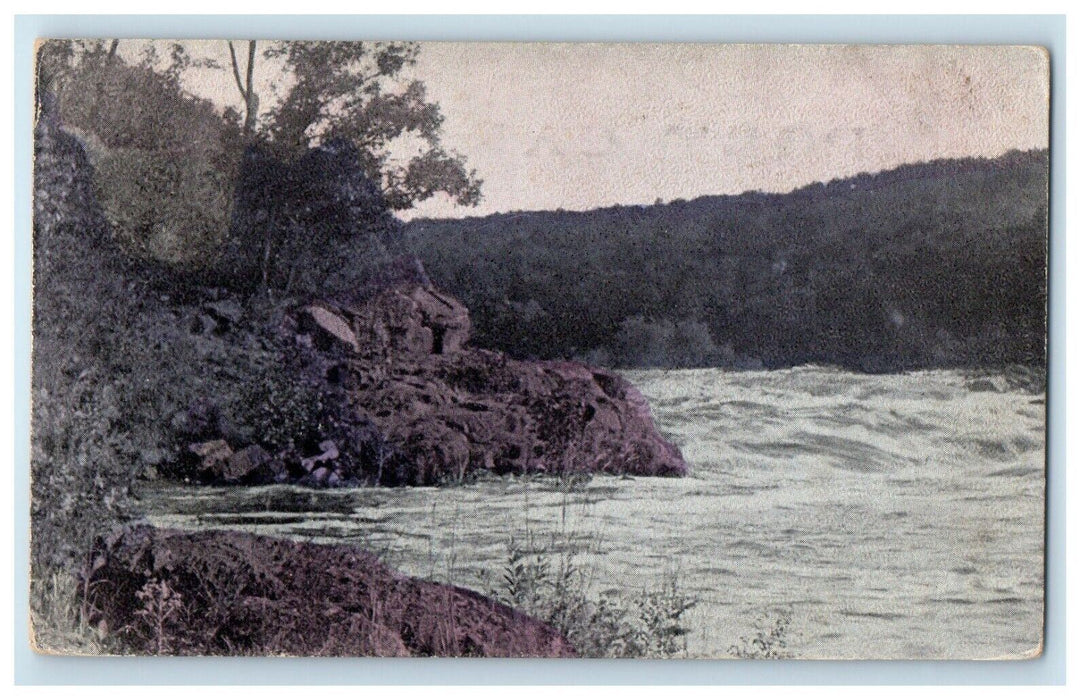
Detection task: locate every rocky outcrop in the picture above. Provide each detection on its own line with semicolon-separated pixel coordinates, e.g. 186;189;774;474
352;348;687;485
280;265;688;486
84;525;574;657
183;258;686;487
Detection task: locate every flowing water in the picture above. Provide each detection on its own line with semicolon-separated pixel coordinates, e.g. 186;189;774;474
137;366;1045;659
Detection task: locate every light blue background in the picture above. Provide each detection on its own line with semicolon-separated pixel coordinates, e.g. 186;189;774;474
13;14;1066;685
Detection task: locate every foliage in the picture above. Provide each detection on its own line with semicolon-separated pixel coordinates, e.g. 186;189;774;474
32;115;284;581
93;147;231;268
133;579;187;655
727;612;795;659
224;138;397;296
489;528;696;658
32;120;139;578
29;570;110;655
38;40;406;292
39;40;242;280
259;41;483;211
407;150;1048;372
48;40;228;162
235;350;329;454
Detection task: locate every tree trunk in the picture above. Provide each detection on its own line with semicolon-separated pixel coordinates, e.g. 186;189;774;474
244;40;257;134
229;40;259;137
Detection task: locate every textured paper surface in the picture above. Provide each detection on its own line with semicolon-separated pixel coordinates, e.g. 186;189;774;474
30;40;1049;660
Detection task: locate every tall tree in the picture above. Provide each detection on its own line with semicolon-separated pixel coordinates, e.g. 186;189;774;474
255;41;482;211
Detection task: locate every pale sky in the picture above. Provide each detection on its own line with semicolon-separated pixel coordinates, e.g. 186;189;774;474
131;41;1050;220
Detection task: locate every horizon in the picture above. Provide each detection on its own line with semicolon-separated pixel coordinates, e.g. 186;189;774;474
116;41;1050;221
400;145;1049;223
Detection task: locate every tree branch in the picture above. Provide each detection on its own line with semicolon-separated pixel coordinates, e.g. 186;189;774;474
228;41;247;101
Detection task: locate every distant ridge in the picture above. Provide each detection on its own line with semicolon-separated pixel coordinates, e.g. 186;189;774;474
408;149;1048;226
404;149;1048;372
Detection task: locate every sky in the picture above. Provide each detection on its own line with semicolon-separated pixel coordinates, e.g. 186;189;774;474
134;41;1049;220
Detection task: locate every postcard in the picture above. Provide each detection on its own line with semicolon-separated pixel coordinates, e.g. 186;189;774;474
30;40;1048;659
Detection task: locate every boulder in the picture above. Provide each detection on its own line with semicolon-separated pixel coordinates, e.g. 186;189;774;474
298;304;360;354
348;281;471;358
83;525;575;657
223;444;273;483
187;439;232;477
188;441;275;484
301;440;340;474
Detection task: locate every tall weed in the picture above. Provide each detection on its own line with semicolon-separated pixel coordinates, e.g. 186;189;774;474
487;524;695;658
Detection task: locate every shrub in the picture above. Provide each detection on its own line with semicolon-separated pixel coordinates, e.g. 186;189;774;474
53;43;227;160
93;148;231;269
236;355;329;454
225;139;398;297
727;612;795;659
487;527;696;658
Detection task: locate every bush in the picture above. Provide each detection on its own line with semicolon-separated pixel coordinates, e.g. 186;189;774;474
225;139;398;297
236;354;329;454
727;612;795;659
487;527;696;658
606;316;735;369
93;148;231;269
53;43;227;161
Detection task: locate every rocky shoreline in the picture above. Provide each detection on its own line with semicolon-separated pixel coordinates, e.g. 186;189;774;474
185;258;688;487
82;525;575;657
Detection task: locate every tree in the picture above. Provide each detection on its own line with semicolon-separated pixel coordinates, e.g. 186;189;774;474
251;41;483;212
227;40;258;136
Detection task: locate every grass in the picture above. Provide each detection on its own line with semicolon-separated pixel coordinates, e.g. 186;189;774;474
465;477;697;659
29;570;109;655
484;528;696;658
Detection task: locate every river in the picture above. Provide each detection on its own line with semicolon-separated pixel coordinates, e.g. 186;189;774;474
135;366;1045;659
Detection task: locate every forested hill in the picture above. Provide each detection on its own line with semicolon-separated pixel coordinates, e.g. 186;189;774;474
404;149;1048;372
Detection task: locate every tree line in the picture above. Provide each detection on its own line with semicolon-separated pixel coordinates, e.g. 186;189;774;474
405;150;1048;372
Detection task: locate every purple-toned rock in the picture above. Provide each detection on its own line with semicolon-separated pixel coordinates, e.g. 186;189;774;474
284;267;687;485
187;439;232;478
83;525;575;657
223;444;273;483
301;440;340;473
298;304;360;354
203;260;686;488
188;441;279;484
342;282;472;359
352;350;686;485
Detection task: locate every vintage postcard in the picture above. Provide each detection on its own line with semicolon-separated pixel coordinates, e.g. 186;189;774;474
29;40;1048;659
